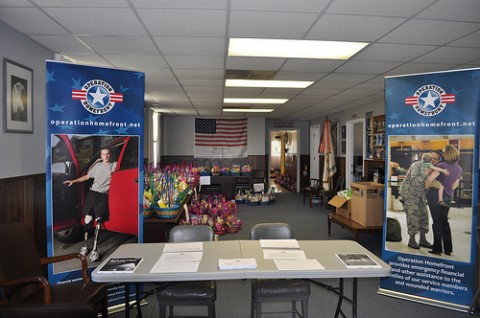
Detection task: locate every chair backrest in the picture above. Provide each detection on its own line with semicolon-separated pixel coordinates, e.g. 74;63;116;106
0;223;44;299
334;175;345;191
169;225;214;243
250;223;293;240
309;178;321;188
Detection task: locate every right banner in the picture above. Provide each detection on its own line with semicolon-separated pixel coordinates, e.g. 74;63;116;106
380;68;480;311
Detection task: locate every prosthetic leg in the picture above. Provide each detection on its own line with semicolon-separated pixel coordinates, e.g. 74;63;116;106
89;216;104;262
79;215;103;262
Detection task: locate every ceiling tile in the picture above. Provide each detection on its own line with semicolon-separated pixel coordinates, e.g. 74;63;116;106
44;8;147;35
448;30;480;48
379;19;480;45
79;36;158;54
172;69;225;79
137;9;227;36
326;0;436;17
307;14;405;42
130;0;227;9
353;43;437;62
30;35;92;53
335;61;402;74
163;56;224;69
231;0;330;13
0;8;67;34
412;47;480;64
154;37;226;56
229;11;318;38
416;0;480;22
58;53;110;67
103;55;168;69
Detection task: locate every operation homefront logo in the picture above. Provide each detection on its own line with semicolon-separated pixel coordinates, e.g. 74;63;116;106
404;84;455;117
72;79;123;114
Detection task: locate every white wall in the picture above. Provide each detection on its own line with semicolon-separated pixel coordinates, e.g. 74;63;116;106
0;22;53;178
310;100;385;156
162;116;265;156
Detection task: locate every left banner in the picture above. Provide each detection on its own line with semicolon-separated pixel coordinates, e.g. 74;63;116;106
45;61;144;302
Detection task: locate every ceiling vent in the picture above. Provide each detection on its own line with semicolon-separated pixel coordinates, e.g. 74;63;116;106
225;70;277;80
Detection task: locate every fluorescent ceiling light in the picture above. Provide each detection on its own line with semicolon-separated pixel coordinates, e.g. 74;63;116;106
223;108;274;113
228;38;369;59
225;79;313;88
224;98;288;104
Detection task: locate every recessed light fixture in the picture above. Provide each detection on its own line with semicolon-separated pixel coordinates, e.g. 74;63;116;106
228;38;368;59
223;108;274;113
224;98;288;104
225;79;313;88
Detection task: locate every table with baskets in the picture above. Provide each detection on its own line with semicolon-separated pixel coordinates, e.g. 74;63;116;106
143;182;199;243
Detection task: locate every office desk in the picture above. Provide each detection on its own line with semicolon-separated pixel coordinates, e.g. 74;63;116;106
92;240;390;318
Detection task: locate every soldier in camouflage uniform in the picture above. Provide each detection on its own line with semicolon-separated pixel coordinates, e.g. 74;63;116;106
399;152;438;249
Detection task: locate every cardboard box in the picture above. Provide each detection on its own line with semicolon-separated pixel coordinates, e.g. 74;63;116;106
350;182;384;226
328;195;351;219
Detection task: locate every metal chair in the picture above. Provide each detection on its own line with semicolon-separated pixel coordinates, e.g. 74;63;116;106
303;178;321;208
250;223;310;318
157;225;216;318
0;223;108;318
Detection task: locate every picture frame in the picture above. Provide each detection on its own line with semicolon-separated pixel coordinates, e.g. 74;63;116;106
3;58;33;133
341;140;346;155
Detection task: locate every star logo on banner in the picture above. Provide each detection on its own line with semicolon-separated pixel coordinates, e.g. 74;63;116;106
89;87;108;106
420;92;439;110
71;79;123;115
404;84;455;117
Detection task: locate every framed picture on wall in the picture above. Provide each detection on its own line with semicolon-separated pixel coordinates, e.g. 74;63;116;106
3;58;33;133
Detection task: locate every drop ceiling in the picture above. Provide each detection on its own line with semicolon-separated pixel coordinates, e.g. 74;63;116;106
1;0;479;120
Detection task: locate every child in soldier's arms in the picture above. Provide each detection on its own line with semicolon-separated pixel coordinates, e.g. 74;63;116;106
421;154;450;207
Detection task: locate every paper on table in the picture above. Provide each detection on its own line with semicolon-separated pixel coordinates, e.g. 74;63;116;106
158;252;203;262
263;249;307;260
274;259;325;271
259;239;300;249
150;251;203;273
219;258;257;270
150;260;200;273
163;242;203;253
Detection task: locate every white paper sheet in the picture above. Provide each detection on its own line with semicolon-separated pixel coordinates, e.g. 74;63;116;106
218;258;257;270
274;259;325;271
259;239;300;249
163;242;203;253
150;259;200;273
263;249;307;260
158;252;203;262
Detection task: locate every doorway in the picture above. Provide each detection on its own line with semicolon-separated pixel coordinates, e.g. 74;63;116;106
345;118;365;189
269;130;299;193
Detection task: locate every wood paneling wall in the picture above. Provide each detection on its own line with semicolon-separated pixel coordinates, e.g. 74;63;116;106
0;174;46;256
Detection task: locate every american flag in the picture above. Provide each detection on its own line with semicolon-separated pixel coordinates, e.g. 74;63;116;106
194;118;248;158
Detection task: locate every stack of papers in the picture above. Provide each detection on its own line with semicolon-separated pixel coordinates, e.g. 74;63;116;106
260;239;300;249
150;242;204;273
218;258;257;270
258;239;324;271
